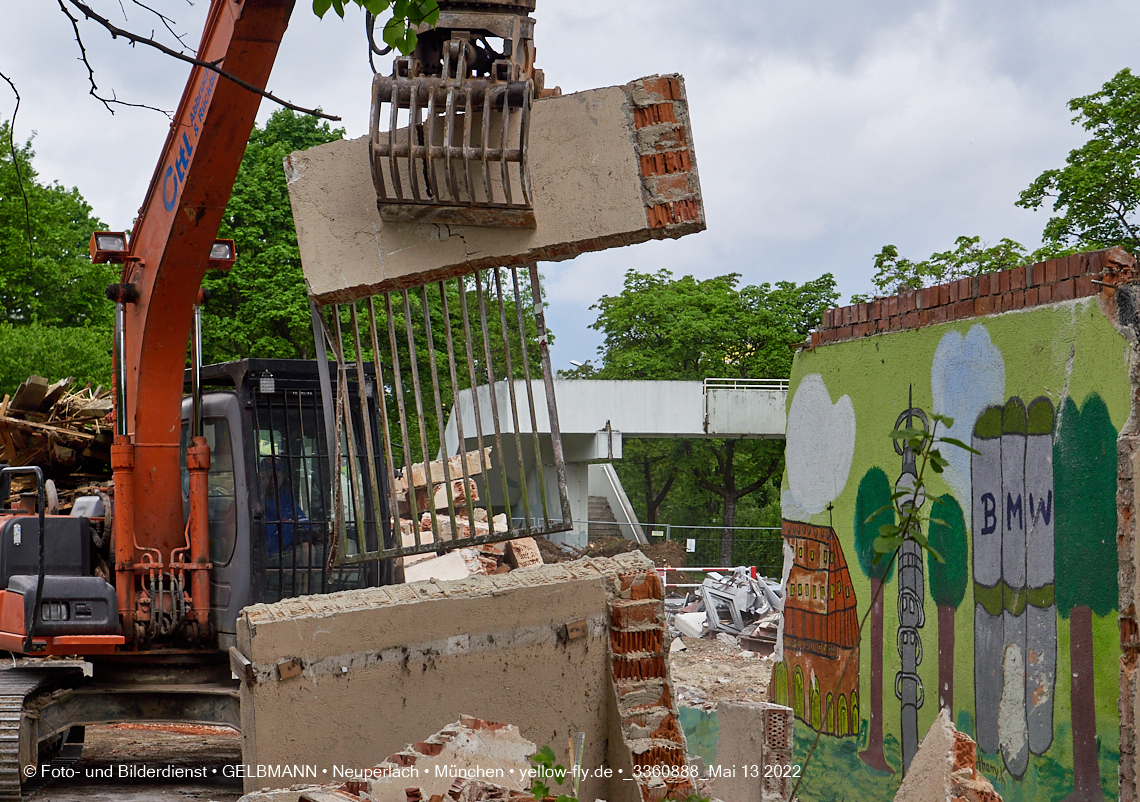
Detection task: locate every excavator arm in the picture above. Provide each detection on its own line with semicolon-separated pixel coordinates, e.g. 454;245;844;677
106;0;295;645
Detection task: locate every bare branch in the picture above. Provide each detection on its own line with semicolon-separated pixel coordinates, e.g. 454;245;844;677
131;0;193;52
63;0;341;121
57;0;173;118
0;70;34;279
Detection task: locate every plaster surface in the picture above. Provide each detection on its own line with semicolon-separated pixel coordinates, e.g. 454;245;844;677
286;78;703;303
236;554;654;801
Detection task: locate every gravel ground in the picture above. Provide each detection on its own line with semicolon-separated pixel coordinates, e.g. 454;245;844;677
30;724;242;802
669;634;774;708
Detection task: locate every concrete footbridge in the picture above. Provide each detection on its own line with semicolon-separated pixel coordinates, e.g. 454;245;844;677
442;379;787;549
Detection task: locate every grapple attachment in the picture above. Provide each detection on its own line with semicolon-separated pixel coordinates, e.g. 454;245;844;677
369;0;543;228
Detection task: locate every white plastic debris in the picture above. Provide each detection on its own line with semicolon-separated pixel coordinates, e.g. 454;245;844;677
674;612;707;639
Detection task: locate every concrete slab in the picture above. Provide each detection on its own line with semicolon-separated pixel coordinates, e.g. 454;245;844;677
235;554;656;801
714;701;794;802
286;75;704;303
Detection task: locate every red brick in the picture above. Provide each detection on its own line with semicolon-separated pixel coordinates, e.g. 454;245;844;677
888;297;899;317
902;311;919;329
838;325;854;340
641;77;681;100
810;331;821;348
948;281;960;304
619;571;663;600
1026;263;1040;287
653;173;693;198
612;654;667;681
1053;278;1075;301
640;154;666;176
938;283;951;306
958;277;972;299
1011;266;1025;290
1038;284;1052;304
1075;275;1095;297
870;300;882;319
1062;255;1079;279
1010;289;1025;309
610;600;660;629
975;296;995;315
975;275;989;296
877;318;889;332
919;309;931;326
954;300;974;319
1025;287;1038;306
920;287;934;309
932;305;948;323
1045;259;1058;283
857;303;869;323
413;742;443;756
904;290;917;312
999;271;1011;293
634;103;677;128
611;628;664;655
887;316;902;331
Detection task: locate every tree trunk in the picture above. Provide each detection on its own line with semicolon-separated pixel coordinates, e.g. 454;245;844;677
860;577;894;773
719;495;737;567
644;459;657;528
938;605;955;712
1065;605;1103;802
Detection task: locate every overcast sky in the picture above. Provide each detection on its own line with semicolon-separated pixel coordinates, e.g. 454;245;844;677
7;1;1140;370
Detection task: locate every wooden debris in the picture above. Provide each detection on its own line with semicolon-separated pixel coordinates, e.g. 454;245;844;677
0;376;113;510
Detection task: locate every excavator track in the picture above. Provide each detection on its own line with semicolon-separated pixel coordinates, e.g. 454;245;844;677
0;668;79;802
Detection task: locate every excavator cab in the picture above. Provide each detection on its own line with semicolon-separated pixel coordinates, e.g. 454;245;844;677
179;359;393;650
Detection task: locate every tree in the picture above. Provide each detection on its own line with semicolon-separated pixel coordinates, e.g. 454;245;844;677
857;68;1140;303
0;324;111;398
853;466;896;774
620;439;680;528
203;110;345;362
1018;68;1140;254
590;269;837;556
1054;394;1117;802
858;236;1036;300
926;493;968;713
693;439;782;566
0;121;111;328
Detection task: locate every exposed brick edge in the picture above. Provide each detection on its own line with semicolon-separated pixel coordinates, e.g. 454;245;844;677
309;77;705;305
808;246;1138;349
951;730;1002;802
628;75;706;239
607;570;695;802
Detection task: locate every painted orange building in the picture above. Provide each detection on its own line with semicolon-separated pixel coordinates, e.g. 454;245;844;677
772;520;860;735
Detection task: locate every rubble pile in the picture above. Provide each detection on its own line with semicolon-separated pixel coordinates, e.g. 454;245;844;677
394;448;543;583
667;567;782;653
0;375;113;510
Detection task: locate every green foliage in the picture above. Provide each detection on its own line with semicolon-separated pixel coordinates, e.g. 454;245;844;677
1054;394;1119;617
868;415;977;566
203;110;345;362
0;121;112;328
857;236;1034;300
588;269;835;554
853;467;896;582
926;493;968;609
0;323;112;397
589;269;838;381
528;745;571;802
1017;67;1140;253
312;0;439;54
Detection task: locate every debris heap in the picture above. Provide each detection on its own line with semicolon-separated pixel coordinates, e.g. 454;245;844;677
393;448;543;583
0;376;113;509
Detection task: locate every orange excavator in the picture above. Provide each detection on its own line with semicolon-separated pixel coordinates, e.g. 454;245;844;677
0;0;397;794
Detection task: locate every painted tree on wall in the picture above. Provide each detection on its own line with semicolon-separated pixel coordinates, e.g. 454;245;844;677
1055;393;1117;802
927;494;968;714
854;467;897;774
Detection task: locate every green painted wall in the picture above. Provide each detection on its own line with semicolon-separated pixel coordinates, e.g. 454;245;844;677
780;297;1129;801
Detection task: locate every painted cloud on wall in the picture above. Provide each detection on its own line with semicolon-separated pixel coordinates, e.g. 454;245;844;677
931;325;1006;504
786;373;856;515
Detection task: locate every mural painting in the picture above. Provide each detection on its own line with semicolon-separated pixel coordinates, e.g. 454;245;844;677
779;295;1127;802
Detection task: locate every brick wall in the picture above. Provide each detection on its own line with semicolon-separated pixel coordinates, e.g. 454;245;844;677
630;75;704;235
809;246;1138;348
608;568;695;802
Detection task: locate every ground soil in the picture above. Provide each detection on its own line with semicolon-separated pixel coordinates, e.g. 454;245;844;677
668;634;774;708
536;535;689;568
32;723;242;802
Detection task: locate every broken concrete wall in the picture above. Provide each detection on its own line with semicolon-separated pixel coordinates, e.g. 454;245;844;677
713;701;794;802
286;75;704;304
893;709;1000;802
776;247;1137;800
236;552;689;802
